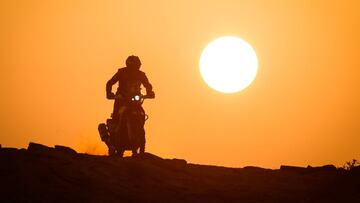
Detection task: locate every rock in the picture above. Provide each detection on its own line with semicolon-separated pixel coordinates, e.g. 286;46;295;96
140;152;164;162
159;158;187;171
27;142;53;154
0;147;18;154
172;158;187;165
168;158;187;168
280;165;307;173
306;165;337;173
54;145;77;155
319;164;336;171
281;165;337;174
2;142;360;202
244;166;268;171
279;165;338;175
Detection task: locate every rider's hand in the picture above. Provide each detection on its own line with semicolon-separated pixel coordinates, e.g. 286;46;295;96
107;92;115;100
147;91;155;98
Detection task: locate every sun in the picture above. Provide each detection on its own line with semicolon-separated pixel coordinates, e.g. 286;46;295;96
199;36;258;93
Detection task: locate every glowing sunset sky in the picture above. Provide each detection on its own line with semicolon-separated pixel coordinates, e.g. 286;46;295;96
1;0;359;168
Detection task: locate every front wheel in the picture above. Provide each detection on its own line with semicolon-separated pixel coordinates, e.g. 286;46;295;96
108;146;116;156
126;108;146;153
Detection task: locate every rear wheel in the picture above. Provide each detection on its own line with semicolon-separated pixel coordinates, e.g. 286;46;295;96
108;145;116;156
98;123;109;142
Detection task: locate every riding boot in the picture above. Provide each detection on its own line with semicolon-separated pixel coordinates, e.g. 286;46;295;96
131;149;138;157
115;106;127;134
117;149;124;157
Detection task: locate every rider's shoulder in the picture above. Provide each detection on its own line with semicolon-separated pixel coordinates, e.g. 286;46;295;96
118;67;126;71
117;67;127;74
138;70;146;75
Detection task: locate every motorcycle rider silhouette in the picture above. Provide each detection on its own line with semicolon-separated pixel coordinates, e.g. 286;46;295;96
104;55;155;156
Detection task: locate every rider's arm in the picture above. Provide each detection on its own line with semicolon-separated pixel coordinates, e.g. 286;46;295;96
141;73;154;97
106;71;119;99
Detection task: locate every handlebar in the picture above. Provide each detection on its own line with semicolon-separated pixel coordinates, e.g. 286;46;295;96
142;94;155;99
113;94;155;101
132;94;155;101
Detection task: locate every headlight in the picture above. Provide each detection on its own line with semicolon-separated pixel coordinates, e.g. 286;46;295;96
133;95;140;101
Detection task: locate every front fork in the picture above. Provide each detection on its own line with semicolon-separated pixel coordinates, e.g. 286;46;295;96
127;109;146;155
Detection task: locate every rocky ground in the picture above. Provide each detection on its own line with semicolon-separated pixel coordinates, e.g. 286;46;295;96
0;142;359;202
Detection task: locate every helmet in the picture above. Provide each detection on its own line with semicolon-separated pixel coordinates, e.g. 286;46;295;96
126;55;141;69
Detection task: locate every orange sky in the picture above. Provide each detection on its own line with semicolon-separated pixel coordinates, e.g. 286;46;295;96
1;0;359;168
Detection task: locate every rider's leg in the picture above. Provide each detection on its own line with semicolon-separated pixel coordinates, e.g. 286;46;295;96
139;110;146;154
117;149;125;157
115;106;127;134
112;99;120;120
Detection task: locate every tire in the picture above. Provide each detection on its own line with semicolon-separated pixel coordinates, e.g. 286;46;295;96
98;123;109;142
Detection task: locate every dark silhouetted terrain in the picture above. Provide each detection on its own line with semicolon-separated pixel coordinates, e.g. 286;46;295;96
1;142;359;202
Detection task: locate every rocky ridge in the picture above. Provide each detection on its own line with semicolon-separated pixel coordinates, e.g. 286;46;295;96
0;142;359;202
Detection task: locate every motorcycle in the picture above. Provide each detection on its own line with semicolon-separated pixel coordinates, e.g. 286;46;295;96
98;94;154;157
